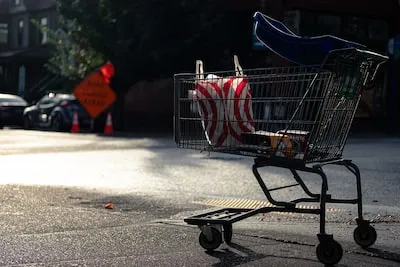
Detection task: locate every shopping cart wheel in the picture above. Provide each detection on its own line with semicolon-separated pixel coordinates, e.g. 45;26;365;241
353;225;377;248
223;224;233;244
199;227;222;251
316;240;343;266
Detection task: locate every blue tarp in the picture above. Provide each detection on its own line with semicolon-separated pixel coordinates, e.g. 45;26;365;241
253;12;366;65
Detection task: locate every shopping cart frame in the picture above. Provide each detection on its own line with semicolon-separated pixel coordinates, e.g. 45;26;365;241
184;158;369;264
175;48;388;266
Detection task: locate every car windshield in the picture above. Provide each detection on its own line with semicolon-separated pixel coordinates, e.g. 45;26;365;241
56;94;76;102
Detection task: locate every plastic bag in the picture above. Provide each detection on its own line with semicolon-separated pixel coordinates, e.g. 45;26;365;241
194;56;255;147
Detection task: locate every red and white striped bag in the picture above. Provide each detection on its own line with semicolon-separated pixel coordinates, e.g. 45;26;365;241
194;56;255;147
195;61;229;147
222;56;255;145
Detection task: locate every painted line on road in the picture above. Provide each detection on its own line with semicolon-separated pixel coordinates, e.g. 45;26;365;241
194;199;343;215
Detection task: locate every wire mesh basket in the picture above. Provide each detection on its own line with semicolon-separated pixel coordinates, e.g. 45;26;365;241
174;49;387;163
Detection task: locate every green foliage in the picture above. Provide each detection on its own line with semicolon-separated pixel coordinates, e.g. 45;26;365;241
31;18;104;83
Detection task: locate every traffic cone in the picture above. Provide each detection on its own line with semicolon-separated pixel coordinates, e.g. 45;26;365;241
71;110;80;133
104;111;114;135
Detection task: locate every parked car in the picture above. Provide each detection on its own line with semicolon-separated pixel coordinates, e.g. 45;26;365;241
0;93;28;128
23;93;91;131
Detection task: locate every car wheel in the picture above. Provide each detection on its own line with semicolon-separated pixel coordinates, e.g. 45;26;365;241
51;113;64;132
23;116;32;130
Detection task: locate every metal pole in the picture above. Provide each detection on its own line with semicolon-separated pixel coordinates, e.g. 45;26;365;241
389;36;399;130
392;43;398;130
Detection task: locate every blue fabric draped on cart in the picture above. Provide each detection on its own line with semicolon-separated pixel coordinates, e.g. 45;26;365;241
253;12;366;65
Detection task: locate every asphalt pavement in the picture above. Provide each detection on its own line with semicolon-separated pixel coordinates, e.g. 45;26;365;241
0;129;399;266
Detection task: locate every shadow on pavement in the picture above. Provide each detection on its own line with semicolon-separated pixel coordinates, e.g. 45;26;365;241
206;242;266;267
363;248;400;264
206;242;323;267
96;131;173;139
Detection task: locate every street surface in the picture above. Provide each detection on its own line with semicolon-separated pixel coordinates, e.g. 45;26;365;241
0;129;399;266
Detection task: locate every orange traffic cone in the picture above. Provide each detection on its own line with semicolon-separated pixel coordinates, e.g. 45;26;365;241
71;110;80;133
104;112;114;135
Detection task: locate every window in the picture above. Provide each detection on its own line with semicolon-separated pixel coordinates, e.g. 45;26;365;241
299;11;316;36
39;17;48;44
38;96;54;107
17;19;24;46
368;19;388;41
342;16;367;43
283;10;301;35
0;23;7;44
317;14;341;36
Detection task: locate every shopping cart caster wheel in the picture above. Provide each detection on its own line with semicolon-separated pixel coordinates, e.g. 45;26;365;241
354;225;377;248
199;227;222;251
316;240;343;266
223;224;233;244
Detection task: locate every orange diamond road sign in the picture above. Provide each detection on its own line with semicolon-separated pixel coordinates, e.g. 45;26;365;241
73;71;117;118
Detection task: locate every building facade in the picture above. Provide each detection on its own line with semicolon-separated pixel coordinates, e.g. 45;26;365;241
0;0;57;101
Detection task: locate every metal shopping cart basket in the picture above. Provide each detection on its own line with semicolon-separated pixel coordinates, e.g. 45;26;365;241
173;12;388;266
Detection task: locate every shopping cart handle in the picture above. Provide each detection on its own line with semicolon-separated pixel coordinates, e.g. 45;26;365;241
353;49;389;61
253;11;366;65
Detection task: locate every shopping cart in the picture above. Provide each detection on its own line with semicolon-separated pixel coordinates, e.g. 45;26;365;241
173;12;388;266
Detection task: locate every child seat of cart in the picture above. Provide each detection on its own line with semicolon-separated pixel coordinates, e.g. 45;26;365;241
253;11;366;66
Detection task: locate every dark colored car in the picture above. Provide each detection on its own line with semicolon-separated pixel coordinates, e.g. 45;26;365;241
23;93;91;131
0;93;28;128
